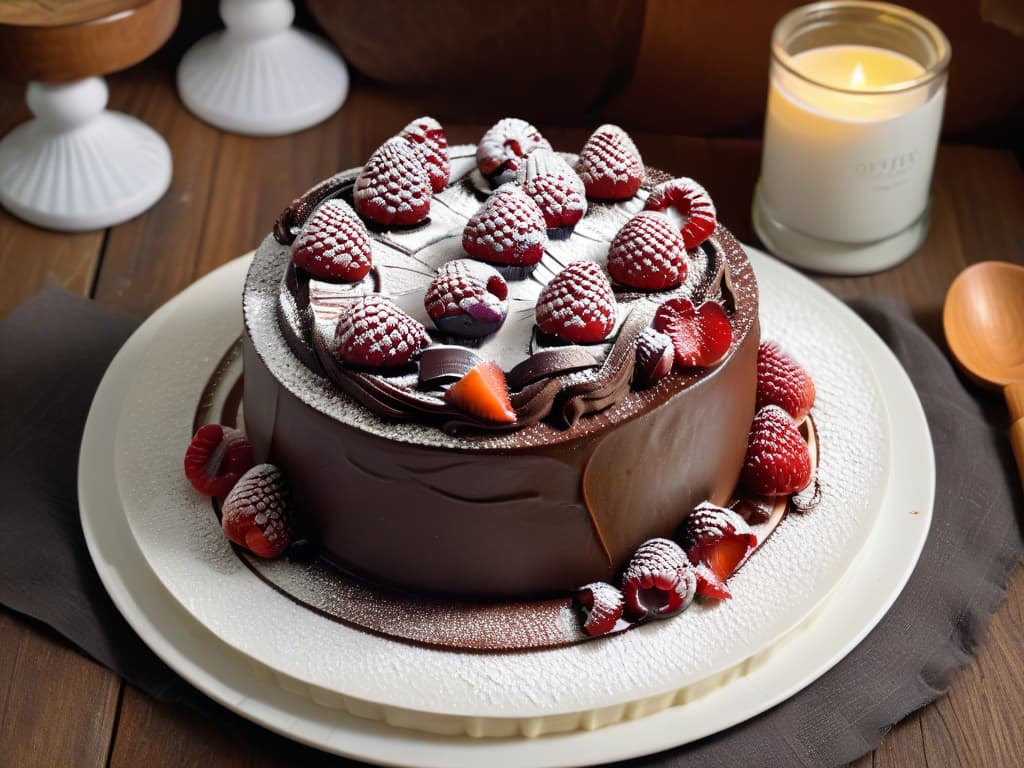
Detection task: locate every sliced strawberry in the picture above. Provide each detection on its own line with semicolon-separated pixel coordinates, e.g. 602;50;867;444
643;177;717;249
221;464;290;559
741;405;813;496
620;538;696;621
462;184;547;268
183;424;254;497
399;115;450;192
353;137;432;226
518;149;587;229
535;261;617;344
607;211;688;291
576;124;644;201
334;295;431;368
476;118;552;178
444;360;516;423
291;199;372;282
680;502;757;600
652;298;732;368
424;259;508;338
575;582;625;637
757;340;816;421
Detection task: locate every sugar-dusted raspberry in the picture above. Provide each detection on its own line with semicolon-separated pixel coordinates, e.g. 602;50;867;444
462;184;547;268
334;295;431;369
518;149;587;230
757;340;816;421
476;117;552;178
221;464;290;559
399;115;450;193
575;582;625;637
620;538;697;621
424;259;508;338
741;405;813;496
535;261;616;344
680;502;758;600
291;199;372;282
607;211;688;291
576;124;644;201
353;137;432;226
634;327;675;388
183;424;254;498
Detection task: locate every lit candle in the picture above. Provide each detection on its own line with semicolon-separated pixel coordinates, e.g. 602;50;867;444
753;2;950;274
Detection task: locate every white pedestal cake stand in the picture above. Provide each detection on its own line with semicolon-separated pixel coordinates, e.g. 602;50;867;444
79;250;934;766
0;77;172;232
177;0;349;136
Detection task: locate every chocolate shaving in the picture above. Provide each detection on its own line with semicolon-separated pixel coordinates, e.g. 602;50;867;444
419;346;484;388
506;347;601;391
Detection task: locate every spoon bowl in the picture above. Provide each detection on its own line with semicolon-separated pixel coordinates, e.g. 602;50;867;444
943;260;1024;487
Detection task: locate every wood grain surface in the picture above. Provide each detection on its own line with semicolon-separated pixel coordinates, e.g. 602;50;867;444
0;58;1022;768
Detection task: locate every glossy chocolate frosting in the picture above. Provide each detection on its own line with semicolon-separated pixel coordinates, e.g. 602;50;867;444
242;147;760;599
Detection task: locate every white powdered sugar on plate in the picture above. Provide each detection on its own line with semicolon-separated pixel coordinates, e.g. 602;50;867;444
115;247;888;728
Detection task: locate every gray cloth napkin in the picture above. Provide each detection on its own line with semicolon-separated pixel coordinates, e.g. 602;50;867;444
1;288;1021;767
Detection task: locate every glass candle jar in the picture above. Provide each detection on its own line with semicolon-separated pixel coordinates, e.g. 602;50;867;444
752;1;950;274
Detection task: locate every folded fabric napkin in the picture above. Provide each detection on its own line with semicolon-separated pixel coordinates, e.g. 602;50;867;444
1;288;1021;767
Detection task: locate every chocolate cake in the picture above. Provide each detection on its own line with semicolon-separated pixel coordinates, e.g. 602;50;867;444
239;123;761;601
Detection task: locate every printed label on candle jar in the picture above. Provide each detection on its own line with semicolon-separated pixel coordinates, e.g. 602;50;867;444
760;45;945;244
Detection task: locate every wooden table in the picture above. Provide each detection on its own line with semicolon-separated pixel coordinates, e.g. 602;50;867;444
1;54;1022;768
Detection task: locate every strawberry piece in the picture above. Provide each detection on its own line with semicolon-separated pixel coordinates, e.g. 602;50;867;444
334;295;431;368
757;340;816;421
535;261;616;344
741;405;813;496
462;184;547;268
518;149;587;229
444;360;516;423
652;297;732;368
221;464;290;559
576;124;644;201
643;177;717;249
353;137;432;226
399;115;450;193
476;118;552;178
607;211;688;291
575;582;625;637
620;538;697;621
681;502;757;599
634;327;675;388
424;259;508;338
183;424;254;497
291;199;372;282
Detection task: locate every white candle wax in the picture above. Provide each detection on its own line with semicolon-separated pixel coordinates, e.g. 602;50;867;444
760;44;945;244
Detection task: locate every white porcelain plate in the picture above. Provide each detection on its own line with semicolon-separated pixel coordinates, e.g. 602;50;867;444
79;247;934;766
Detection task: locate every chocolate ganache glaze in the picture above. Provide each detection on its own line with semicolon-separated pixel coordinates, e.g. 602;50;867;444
243;144;759;599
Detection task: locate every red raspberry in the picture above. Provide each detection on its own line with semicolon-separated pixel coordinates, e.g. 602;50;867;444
424;259;508;338
652;297;732;368
535;261;616;344
741;405;813;496
354;137;432;227
476;117;552;177
462;184;547;267
643;177;717;249
291;199;372;282
221;464;290;559
680;502;757;600
399;115;450;193
575;582;625;637
634;327;675;388
576;124;644;201
607;212;688;291
334;295;431;369
620;538;697;621
757;340;816;421
183;424;254;498
518;149;587;229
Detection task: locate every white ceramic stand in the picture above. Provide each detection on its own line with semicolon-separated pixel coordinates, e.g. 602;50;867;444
177;0;349;136
0;77;172;232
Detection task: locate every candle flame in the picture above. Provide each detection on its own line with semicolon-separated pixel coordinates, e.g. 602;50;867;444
850;62;866;89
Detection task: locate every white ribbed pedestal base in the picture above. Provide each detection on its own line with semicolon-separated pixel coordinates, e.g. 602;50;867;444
177;0;349;136
0;77;172;232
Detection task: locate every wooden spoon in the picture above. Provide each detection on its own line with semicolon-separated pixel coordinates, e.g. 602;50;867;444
943;261;1024;484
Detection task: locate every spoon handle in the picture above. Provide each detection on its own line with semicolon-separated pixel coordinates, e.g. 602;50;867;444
1006;382;1024;491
